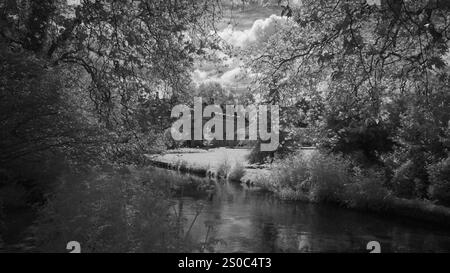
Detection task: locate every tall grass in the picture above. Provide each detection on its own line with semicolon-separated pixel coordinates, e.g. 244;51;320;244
32;167;204;253
307;153;352;203
228;162;246;182
216;157;231;178
261;150;450;224
265;150;389;208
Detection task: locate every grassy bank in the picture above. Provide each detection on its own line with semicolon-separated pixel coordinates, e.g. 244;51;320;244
255;150;450;227
28;166;215;253
146;148;450;227
145;148;270;183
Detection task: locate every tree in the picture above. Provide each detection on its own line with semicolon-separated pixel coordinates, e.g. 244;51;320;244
246;0;450;163
0;0;220;165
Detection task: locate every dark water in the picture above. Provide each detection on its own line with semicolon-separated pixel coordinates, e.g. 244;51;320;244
172;172;450;253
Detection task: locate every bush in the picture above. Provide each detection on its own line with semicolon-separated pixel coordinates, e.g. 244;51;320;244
265;150;352;203
228;162;246;182
175;159;189;171
265;150;390;208
307;153;351;203
391;160;417;198
216;157;231;178
344;169;390;210
33;168;195;253
391;160;429;199
428;157;450;206
269;152;310;192
247;144;274;164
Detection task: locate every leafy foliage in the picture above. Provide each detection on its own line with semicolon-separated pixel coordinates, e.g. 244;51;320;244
428;156;450;206
33;167;208;252
244;0;450;203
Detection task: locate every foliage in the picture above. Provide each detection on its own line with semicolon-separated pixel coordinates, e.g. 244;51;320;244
268;151;310;191
246;0;450;164
307;152;352;203
240;0;450;206
246;143;274;164
216;156;231;177
33;167;205;253
0;0;222;250
391;160;424;199
0;0;221;205
344;168;390;211
0;0;220;161
228;162;246;182
0;49;103;165
428;156;450;206
264;149;389;208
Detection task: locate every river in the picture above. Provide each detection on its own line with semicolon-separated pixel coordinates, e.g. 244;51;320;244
170;170;450;253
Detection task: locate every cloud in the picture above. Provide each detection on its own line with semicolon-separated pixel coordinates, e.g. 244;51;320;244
192;67;248;89
366;0;381;6
192;69;210;83
218;14;289;48
219;67;243;85
193;14;291;91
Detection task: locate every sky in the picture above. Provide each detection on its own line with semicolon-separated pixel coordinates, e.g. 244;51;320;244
192;3;290;93
190;0;388;93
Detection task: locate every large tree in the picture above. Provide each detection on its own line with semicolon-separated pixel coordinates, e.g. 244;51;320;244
247;0;450;162
0;0;220;166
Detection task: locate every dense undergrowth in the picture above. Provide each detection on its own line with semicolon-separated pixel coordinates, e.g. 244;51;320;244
31;166;214;253
257;150;450;224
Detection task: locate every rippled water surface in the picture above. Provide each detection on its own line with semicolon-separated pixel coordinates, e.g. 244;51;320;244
173;173;450;253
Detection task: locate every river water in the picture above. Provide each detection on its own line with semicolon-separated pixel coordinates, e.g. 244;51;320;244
171;172;450;253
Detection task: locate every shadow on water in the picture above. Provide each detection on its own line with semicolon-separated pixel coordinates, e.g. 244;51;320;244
167;169;450;253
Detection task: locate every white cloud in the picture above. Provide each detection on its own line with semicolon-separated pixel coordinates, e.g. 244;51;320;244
219;67;243;84
193;14;291;91
366;0;381;6
218;14;289;48
192;69;210;83
192;67;246;89
67;0;81;6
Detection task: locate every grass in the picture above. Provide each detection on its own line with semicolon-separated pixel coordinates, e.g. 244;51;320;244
261;149;450;226
216;156;231;178
31;167;213;252
148;148;255;180
164;148;209;154
149;148;251;171
228;162;246;182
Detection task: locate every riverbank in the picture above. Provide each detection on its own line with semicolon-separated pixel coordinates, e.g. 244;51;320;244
145;148;272;185
146;148;450;228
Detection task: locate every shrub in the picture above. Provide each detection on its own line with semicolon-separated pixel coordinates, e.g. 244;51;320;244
265;150;353;204
391;160;429;199
33;168;194;253
344;169;390;210
247;144;274;164
269;151;310;192
216;157;231;178
175;159;189;171
307;153;351;203
428;157;450;206
228;162;246;182
391;160;416;198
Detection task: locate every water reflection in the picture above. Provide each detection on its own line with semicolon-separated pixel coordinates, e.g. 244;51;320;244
170;172;450;253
